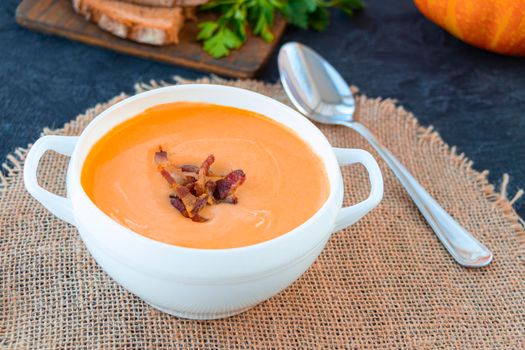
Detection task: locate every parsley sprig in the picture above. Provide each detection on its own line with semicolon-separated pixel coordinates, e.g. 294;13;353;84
197;0;364;58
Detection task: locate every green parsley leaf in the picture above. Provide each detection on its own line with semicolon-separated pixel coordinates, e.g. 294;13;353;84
249;0;275;42
197;21;220;40
308;6;329;31
200;26;244;58
280;0;316;29
330;0;365;16
197;0;364;58
203;34;230;58
222;27;243;49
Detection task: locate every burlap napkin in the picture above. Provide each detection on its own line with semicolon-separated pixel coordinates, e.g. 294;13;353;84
1;77;524;349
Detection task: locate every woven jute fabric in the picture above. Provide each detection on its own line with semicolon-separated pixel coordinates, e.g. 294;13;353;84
1;77;524;349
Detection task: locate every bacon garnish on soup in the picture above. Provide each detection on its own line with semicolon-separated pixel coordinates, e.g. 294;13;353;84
154;146;246;222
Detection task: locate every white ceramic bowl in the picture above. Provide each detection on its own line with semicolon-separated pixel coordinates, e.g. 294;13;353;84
24;84;383;320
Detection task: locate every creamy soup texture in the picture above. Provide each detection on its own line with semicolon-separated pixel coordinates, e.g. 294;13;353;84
82;102;329;249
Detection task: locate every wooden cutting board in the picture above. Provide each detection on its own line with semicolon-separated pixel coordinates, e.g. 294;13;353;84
15;0;287;78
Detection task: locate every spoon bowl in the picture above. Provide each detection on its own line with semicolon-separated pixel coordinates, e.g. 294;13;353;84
278;42;355;124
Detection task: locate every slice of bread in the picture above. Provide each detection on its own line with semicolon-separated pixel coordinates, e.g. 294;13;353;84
72;0;185;45
118;0;208;7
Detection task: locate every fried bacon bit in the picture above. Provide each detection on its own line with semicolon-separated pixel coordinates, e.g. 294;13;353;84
155;147;246;222
180;164;199;173
214;170;246;202
154;149;168;164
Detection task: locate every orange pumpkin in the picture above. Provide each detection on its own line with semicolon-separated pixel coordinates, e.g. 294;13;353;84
414;0;525;56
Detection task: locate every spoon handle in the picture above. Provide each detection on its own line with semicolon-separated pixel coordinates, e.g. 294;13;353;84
343;121;492;267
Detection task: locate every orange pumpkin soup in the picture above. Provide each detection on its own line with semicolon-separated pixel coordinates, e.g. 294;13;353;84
82;102;329;249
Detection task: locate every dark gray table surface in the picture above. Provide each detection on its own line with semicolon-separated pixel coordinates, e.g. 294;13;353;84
1;0;524;217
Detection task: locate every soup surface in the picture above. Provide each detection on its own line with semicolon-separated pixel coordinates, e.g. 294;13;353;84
82;102;329;249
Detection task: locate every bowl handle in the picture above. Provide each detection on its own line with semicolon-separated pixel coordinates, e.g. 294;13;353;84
332;148;384;232
23;136;78;226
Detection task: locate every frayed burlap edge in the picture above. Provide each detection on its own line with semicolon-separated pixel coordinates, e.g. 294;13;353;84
1;76;523;261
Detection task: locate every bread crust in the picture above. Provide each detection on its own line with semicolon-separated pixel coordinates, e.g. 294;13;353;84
72;0;185;45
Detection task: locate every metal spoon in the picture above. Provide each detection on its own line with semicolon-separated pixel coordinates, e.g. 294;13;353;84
278;42;492;267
